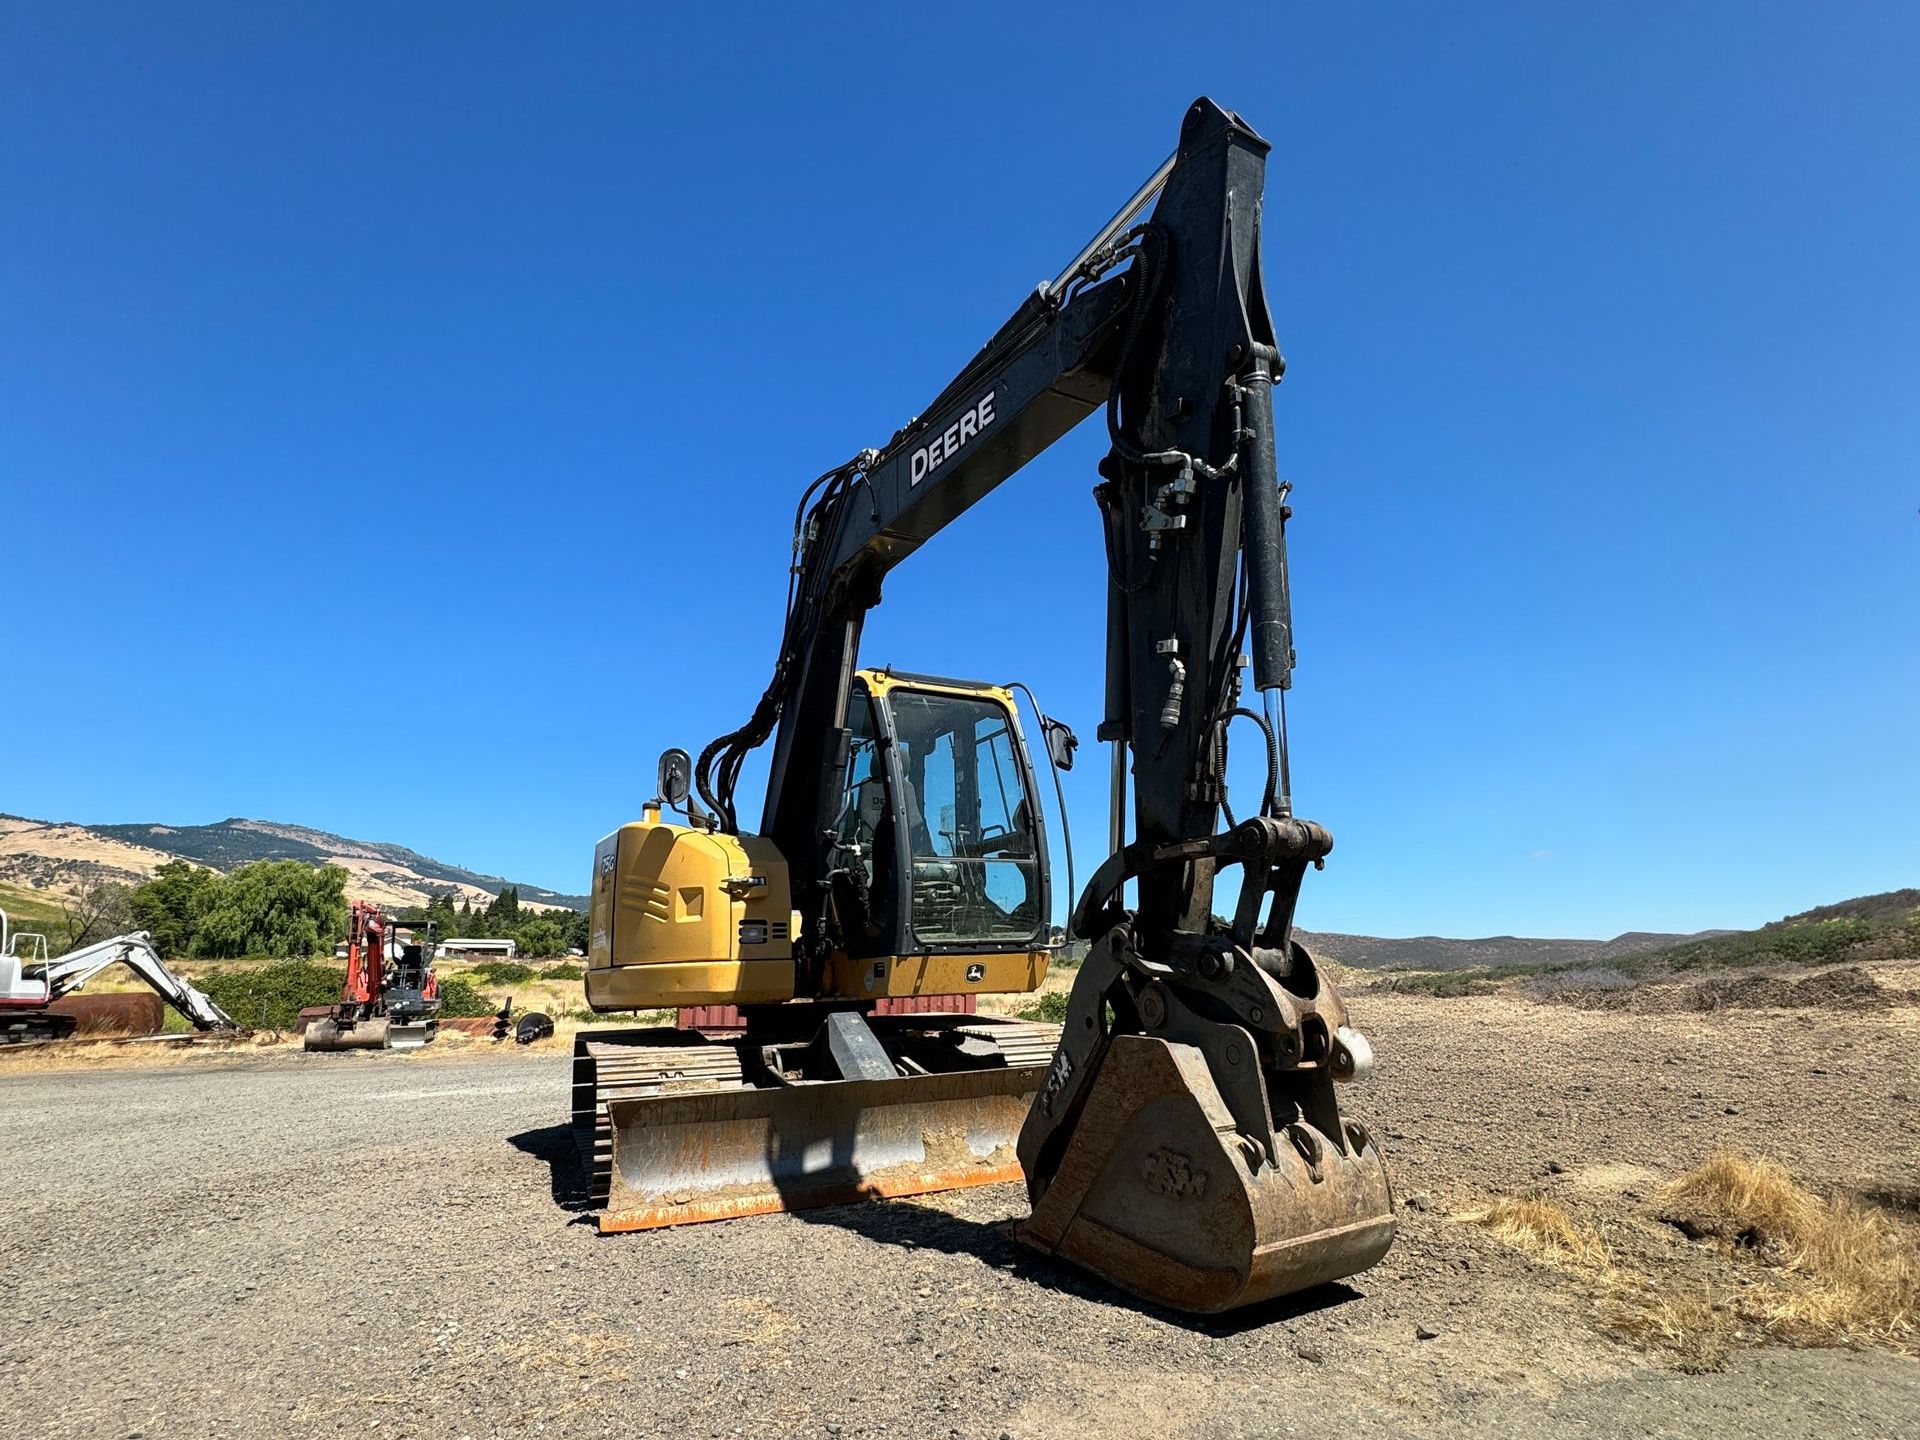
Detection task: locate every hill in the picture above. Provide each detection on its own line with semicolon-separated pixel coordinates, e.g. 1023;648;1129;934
1303;891;1918;976
0;813;587;913
1364;888;1920;1000
1297;926;1728;972
1602;887;1920;974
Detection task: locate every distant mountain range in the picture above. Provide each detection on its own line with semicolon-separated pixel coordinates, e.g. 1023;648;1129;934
1297;927;1735;972
0;814;587;912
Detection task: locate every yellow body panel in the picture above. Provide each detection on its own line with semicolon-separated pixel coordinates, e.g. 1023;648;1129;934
586;808;800;1011
828;948;1049;1000
858;668;1015;707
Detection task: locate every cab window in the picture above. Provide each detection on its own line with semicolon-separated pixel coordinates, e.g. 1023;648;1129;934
887;689;1041;945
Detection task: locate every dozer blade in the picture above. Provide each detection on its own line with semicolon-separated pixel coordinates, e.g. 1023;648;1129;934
383;1019;436;1051
303;1017;390;1052
600;1065;1040;1232
1020;1034;1396;1313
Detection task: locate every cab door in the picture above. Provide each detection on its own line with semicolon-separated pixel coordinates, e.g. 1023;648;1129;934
878;685;1049;953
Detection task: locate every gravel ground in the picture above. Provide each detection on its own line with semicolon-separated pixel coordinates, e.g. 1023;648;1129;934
3;983;1917;1440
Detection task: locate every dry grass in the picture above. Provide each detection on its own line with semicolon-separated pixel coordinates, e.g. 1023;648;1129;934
1465;1193;1747;1371
1468;1195;1614;1268
0;1032;287;1071
1657;1150;1918;1351
1466;1152;1920;1371
1662;1150;1823;1245
0;1003;674;1072
1603;1289;1733;1372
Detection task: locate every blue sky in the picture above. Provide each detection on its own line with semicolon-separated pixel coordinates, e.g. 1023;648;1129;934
3;4;1915;938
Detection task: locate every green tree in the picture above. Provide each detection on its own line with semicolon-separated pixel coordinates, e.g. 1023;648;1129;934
191;861;350;959
424;891;458;937
461;899;492;939
485;885;521;931
514;915;565;958
128;861;217;957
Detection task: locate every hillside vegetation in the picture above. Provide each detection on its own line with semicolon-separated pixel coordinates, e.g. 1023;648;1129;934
1373;889;1919;998
1300;926;1724;973
1615;889;1919;974
0;880;67;936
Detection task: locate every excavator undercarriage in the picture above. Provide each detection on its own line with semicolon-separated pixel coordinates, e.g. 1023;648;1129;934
574;1012;1057;1229
572;97;1395;1313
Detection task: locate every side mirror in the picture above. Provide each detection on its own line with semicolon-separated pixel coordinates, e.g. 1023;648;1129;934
657;748;694;810
1040;716;1079;773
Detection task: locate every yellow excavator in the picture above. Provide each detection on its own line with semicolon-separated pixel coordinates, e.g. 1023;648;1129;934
573;98;1395;1313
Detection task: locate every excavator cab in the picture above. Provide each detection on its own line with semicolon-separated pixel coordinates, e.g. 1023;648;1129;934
822;671;1051;998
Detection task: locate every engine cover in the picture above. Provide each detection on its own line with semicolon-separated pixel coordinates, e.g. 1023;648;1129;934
585;811;800;1011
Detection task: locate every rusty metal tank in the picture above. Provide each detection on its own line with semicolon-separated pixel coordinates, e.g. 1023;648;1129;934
45;993;165;1038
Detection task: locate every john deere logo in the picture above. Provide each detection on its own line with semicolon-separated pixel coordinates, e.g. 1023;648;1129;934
965;963;986;983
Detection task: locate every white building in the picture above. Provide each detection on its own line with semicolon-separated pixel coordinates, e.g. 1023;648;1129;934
435;937;517;960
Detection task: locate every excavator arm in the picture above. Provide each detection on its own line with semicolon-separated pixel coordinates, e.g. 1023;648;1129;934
707;100;1294;935
40;931;236;1032
685;97;1395;1311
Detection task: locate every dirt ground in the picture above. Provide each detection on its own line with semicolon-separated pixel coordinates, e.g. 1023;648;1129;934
3;975;1917;1439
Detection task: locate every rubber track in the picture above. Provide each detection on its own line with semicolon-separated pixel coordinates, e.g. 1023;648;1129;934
572;1030;749;1207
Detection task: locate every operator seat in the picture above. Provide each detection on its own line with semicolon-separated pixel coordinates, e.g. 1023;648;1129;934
899;775;963;938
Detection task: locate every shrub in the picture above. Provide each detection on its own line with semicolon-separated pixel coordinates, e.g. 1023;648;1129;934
538;962;584;981
1369;967;1513;998
1626;917;1880;975
470;960;536;986
1018;991;1070;1023
437;977;497;1018
199;962;346;1031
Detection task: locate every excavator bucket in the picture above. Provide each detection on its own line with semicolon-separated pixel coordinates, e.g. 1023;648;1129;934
1019;1034;1396;1313
576;1017;1057;1232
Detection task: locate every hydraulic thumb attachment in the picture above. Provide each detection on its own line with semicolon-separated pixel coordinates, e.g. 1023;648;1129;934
1016;827;1395;1313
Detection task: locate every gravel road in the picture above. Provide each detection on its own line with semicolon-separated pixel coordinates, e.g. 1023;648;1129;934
2;986;1916;1440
